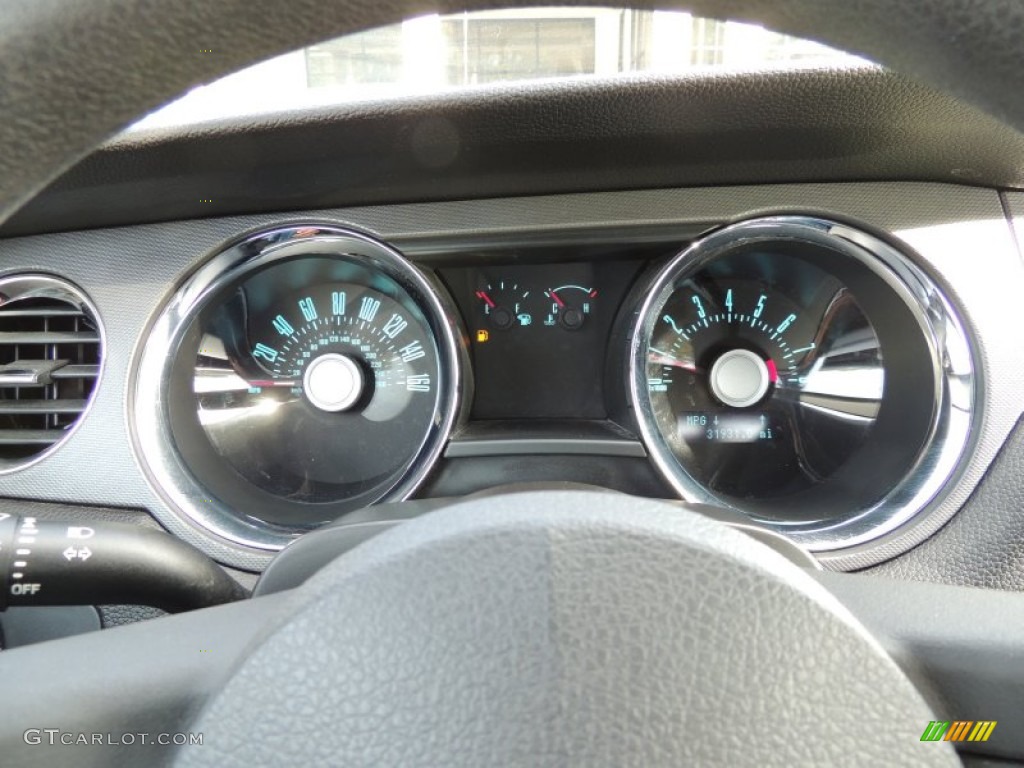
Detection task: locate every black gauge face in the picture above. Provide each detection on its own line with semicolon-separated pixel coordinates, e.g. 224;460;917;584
441;261;641;419
544;284;597;330
475;279;536;330
195;278;439;504
154;232;461;539
647;258;883;502
633;222;950;534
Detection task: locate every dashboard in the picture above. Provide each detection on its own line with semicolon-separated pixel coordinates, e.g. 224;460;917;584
0;181;1020;576
10;4;1024;764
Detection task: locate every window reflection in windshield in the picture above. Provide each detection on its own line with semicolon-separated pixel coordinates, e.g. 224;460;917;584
132;8;864;131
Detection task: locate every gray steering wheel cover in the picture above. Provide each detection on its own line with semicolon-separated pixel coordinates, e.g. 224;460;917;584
3;0;1024;230
178;492;954;767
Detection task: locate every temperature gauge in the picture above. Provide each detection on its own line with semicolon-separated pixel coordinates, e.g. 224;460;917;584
544;285;597;330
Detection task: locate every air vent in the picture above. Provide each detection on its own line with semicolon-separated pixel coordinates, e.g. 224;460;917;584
0;275;102;466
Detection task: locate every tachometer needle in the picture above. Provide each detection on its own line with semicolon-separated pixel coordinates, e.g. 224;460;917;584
475;291;496;309
648;349;702;373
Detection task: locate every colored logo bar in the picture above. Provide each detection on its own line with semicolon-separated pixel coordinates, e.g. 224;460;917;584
921;721;996;742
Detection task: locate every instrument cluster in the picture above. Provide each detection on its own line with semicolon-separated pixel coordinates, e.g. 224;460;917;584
130;216;975;554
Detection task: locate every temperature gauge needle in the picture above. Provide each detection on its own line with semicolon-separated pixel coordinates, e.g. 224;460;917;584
648;349;702;373
548;290;566;308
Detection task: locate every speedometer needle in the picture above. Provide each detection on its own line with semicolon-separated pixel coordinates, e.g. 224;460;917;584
648;349;702;373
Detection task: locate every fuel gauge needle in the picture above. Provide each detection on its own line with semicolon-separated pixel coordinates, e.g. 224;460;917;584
475;291;496;309
648;349;702;373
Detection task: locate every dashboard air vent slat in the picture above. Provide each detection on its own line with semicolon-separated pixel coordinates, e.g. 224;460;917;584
50;364;100;380
0;330;100;344
0;275;103;466
0;430;65;446
0;307;86;318
0;399;87;415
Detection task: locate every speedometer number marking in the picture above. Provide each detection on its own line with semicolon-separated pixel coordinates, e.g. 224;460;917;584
253;343;279;363
332;291;347;316
358;296;381;322
406;374;431;392
400;341;425;362
272;315;295;336
298;297;317;322
382;313;409;339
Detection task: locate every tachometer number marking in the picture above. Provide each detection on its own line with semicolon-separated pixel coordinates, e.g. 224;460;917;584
663;314;687;337
776;313;797;333
753;294;767;319
691;295;707;319
789;342;815;356
382;313;409;339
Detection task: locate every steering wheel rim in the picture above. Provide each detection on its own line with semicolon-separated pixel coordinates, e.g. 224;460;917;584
182;490;957;767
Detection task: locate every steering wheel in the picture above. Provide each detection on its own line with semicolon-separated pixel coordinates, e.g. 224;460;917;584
1;1;1017;765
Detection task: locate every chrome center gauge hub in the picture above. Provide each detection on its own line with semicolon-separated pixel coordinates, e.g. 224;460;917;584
303;353;364;412
708;349;771;408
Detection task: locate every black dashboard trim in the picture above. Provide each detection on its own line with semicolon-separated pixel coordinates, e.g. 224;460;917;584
7;69;1024;238
445;438;647;459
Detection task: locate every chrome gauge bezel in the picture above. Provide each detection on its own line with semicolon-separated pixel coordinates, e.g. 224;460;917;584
628;216;976;551
130;224;465;551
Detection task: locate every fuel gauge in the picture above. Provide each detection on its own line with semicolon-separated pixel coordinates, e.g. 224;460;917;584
475;280;534;330
544;285;597;330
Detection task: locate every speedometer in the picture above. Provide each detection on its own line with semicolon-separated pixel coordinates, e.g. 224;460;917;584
133;225;464;550
630;216;974;550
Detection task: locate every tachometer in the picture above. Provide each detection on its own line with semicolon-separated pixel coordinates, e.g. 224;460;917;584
646;271;882;500
629;216;974;550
